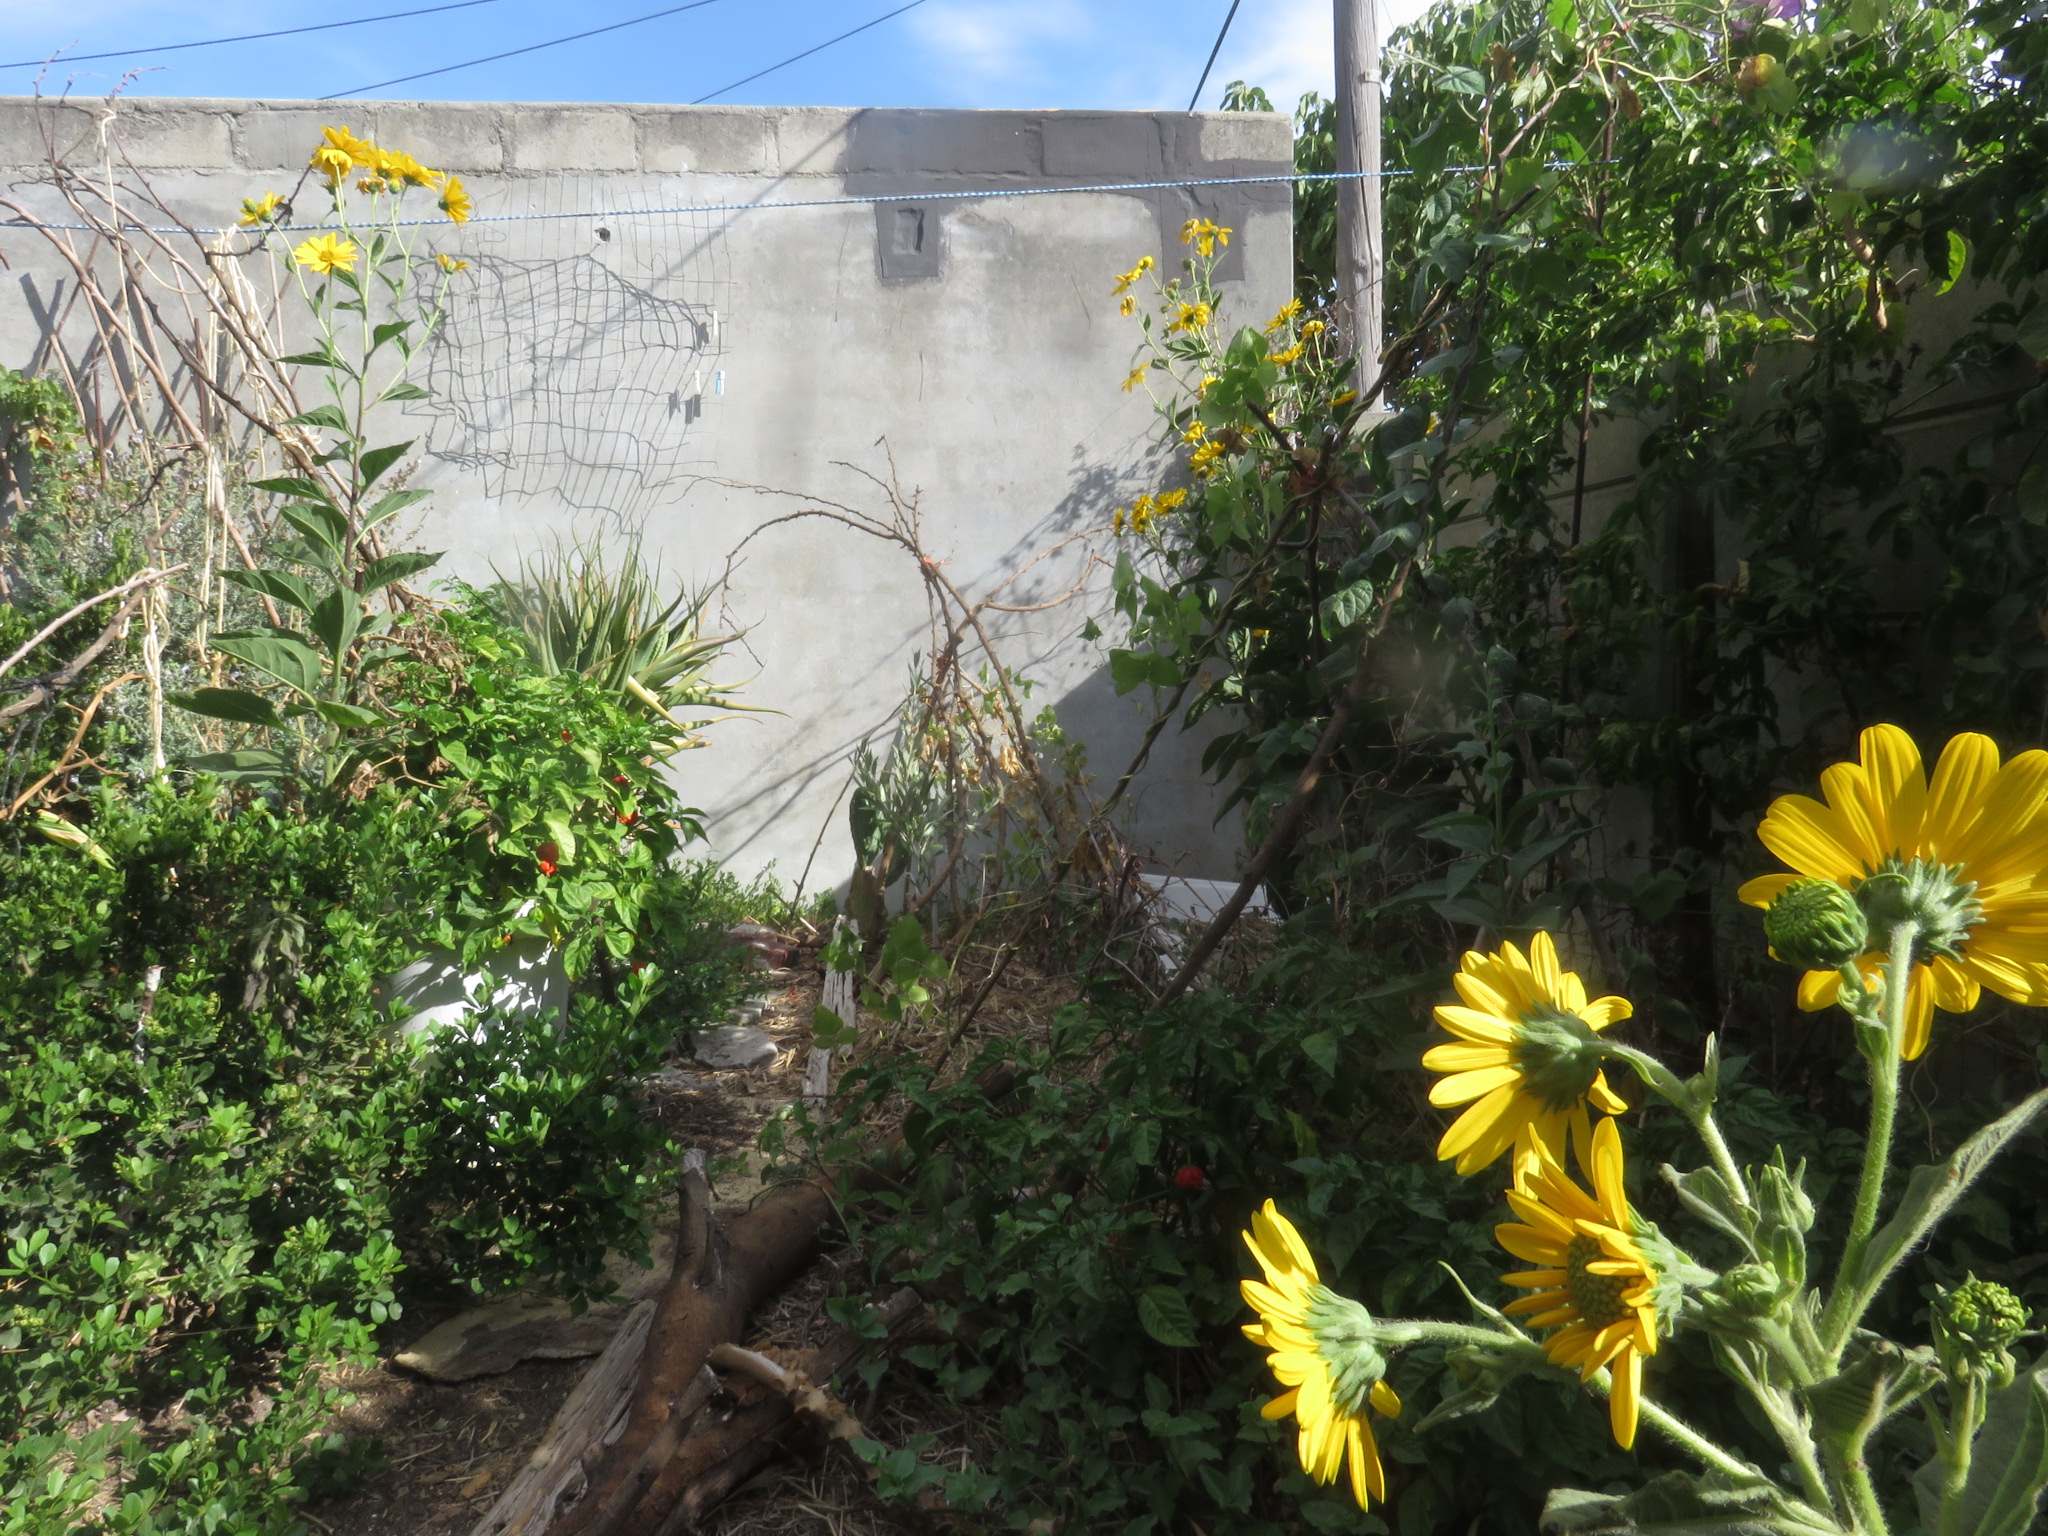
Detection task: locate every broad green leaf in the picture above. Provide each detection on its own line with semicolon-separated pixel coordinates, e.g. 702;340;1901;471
167;688;283;729
379;381;431;404
811;1005;858;1048
273;347;344;369
277;502;350;563
211;630;327;701
542;813;578;866
309;588;362;666
1128;1118;1161;1166
1540;1471;1783;1535
1936;230;1968;296
359;551;442;590
1300;1031;1340;1075
219;568;319;614
1109;648;1181;695
1137;1286;1198;1348
1848;1086;2048;1303
187;747;295;783
1439;64;1487;96
1319;578;1377;635
364;488;432;529
2016;306;2048;362
370;319;410;351
357;440;415;490
249;475;336;506
285;405;351;433
312;700;381;731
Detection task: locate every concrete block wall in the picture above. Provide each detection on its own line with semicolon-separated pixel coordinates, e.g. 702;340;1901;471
0;97;1295;885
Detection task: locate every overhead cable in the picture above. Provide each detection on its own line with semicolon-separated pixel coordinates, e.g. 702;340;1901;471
2;0;517;73
690;0;928;104
324;0;727;98
1187;0;1246;112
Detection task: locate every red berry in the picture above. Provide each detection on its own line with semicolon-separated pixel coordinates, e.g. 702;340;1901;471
1174;1165;1206;1191
537;840;560;876
560;729;573;743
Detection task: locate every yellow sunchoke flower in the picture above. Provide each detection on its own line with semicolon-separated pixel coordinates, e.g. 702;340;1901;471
1740;724;2048;1059
1423;931;1631;1176
436;252;469;272
439;174;474;224
1497;1118;1659;1450
1167;300;1213;336
293;233;359;275
1122;365;1148;393
238;191;284;227
1181;419;1209;445
1240;1200;1403;1509
1265;298;1304;335
1120;294;1137;317
1111;254;1155;295
1179;217;1232;257
1270;343;1305;367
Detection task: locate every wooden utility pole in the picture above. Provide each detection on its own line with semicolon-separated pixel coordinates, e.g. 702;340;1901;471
1333;0;1383;395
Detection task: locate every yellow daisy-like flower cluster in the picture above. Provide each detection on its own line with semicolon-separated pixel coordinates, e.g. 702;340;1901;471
238;191;285;228
1423;931;1631;1175
1113;254;1155;316
305;126;468;224
1265;298;1304;335
1167;300;1214;336
293;232;359;275
1270;342;1306;367
1498;1117;1658;1450
1241;1201;1403;1510
1181;419;1208;446
1122;364;1150;393
1190;438;1228;477
1741;724;2048;1060
1180;217;1232;257
1112;487;1188;536
439;174;474;225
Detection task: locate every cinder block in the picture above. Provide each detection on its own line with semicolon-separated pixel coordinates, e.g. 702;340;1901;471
507;107;636;171
848;111;1040;176
773;107;858;175
375;103;503;172
105;106;235;169
236;107;355;171
1194;111;1291;167
0;100;99;168
637;107;774;174
1042;114;1163;178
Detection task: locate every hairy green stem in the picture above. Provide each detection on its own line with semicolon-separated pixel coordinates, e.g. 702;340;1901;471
1936;1376;1980;1536
1822;921;1915;1357
1613;1043;1755;1215
1826;1439;1892;1536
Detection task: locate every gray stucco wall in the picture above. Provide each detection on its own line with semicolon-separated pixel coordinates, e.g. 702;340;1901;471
0;98;1294;885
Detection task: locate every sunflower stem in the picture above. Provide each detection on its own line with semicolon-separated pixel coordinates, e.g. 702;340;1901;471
1821;920;1915;1359
1935;1374;1978;1536
1827;1438;1893;1536
1611;1044;1754;1215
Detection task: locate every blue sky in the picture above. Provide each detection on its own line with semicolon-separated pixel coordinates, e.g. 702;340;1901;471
2;0;1434;113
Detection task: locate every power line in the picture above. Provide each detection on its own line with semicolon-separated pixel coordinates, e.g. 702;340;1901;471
324;0;727;99
12;163;1613;237
2;0;516;74
1187;0;1246;112
690;0;928;104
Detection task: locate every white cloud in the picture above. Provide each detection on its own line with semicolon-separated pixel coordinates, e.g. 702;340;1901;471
907;0;1095;92
1204;0;1444;112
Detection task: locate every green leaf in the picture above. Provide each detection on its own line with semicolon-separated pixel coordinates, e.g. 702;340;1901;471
211;630;327;700
1137;1286;1198;1348
1300;1032;1341;1075
1109;648;1181;695
1319;578;1377;635
1439;64;1487;95
811;1005;858;1049
249;475;336;506
542;813;578;866
312;700;382;731
1936;230;1968;296
285;405;351;433
167;688;283;728
364;488;432;529
186;748;296;783
2017;306;2048;362
1848;1086;2048;1303
357;440;415;491
219;568;320;614
273;347;343;369
1128;1118;1161;1166
277;502;350;564
308;588;363;667
379;381;431;404
1539;1471;1783;1535
359;551;441;590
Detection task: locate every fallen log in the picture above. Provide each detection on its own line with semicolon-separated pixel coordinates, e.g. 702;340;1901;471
544;1064;1016;1536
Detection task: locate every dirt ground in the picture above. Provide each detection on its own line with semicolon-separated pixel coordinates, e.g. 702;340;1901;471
311;945;1074;1536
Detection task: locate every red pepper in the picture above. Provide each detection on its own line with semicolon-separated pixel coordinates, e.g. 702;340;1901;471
1173;1165;1206;1192
537;840;560;876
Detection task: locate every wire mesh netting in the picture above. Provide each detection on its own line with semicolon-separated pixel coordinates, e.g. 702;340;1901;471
423;178;732;527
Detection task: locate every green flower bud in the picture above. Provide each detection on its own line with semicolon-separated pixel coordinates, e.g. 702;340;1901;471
1305;1287;1391;1415
1933;1276;2028;1384
1764;880;1870;970
1510;1005;1612;1111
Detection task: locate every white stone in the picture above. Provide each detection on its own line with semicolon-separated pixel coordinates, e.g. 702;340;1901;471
693;1024;779;1070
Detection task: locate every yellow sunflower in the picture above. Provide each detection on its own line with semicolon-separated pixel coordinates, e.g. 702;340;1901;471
1740;724;2048;1060
439;175;474;225
1497;1117;1658;1449
1240;1200;1404;1509
293;233;359;275
1423;932;1631;1176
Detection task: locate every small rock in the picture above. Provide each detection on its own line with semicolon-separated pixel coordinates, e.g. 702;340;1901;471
693;1024;780;1070
641;1068;717;1093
